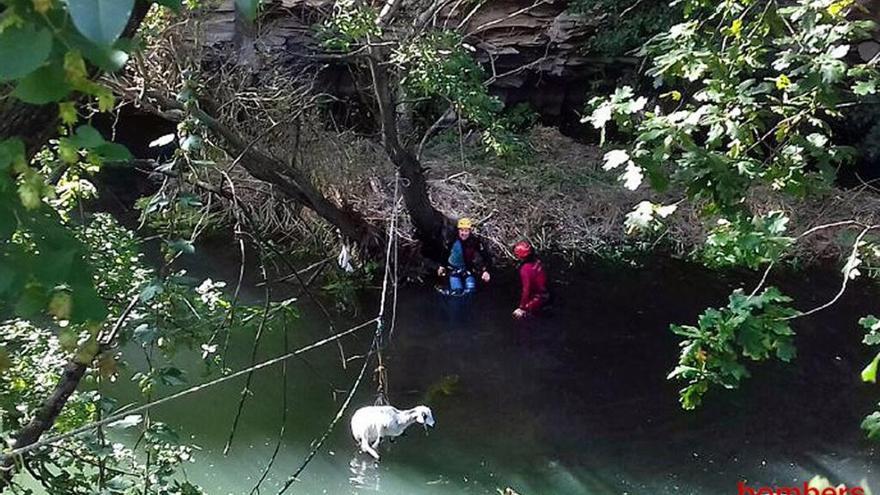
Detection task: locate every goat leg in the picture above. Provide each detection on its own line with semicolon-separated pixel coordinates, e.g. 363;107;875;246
361;438;380;460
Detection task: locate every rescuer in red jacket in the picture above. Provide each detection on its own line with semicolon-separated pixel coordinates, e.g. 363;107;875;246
512;241;549;319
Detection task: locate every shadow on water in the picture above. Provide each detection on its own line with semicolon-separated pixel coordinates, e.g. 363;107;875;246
110;248;880;495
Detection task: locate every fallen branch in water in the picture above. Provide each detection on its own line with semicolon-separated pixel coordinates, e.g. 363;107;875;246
784;225;878;321
744;220;880;320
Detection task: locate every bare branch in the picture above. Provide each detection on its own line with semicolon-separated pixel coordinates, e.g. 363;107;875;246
785;226;878;320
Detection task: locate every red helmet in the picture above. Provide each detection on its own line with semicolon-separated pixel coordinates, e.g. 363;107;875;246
513;241;532;260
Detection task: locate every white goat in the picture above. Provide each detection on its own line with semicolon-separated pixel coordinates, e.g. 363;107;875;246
350;405;435;460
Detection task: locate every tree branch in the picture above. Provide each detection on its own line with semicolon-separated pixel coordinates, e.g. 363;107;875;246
0;294;141;488
132;91;381;251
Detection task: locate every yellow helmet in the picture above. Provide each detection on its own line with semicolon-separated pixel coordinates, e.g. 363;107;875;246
457;217;473;229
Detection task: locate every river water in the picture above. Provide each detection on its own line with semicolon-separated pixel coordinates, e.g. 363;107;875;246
98;253;880;494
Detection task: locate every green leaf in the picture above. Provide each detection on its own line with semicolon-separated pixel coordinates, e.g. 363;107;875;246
60;27;130;71
0;139;25;172
70;282;108;322
58;328;79;351
0;196;16;241
862;410;880;439
861;315;880;330
235;0;260;21
68;0;136;46
860;315;880;345
70;125;107;149
158;366;186;387
11;63;72;104
853;80;877;96
0;348;11;375
0;24;53;81
819;58;846;83
94;142;133;161
74;336;99;363
133;323;159;345
15;284;49;317
139;281;164;302
775;339;796;362
737;324;768;359
862;353;880;383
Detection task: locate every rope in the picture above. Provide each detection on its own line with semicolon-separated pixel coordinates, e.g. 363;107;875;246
0;317;380;461
277;173;402;492
275;324;380;494
4;174;405;491
375;173;400;402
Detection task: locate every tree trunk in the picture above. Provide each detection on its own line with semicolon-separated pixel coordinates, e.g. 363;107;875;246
177;103;383;253
366;45;450;261
0;99;61;158
0;362;87;485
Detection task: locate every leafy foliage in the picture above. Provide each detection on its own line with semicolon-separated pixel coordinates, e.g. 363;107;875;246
586;0;880;422
393;31;532;161
859;316;880;438
317;0;378;51
0;1;200;403
0;0;179;324
587;0;875;217
569;0;680;57
0;2;275;490
0;214;218;493
669;287;797;409
702;211;794;269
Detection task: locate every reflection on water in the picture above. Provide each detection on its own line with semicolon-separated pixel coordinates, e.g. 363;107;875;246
93;256;880;494
349;456;381;491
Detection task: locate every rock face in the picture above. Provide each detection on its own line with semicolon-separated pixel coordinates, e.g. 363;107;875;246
191;0;880;128
857;0;880;63
444;0;616;125
194;0;608;123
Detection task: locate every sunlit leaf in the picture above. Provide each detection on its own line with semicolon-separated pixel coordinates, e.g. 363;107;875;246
862;410;880;439
12;63;72;104
853;80;877;96
863;353;880;383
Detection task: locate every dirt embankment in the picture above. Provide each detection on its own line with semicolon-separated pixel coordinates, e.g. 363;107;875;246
218;123;880;265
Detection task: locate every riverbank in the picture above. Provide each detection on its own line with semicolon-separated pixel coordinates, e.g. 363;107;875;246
205;123;880;266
